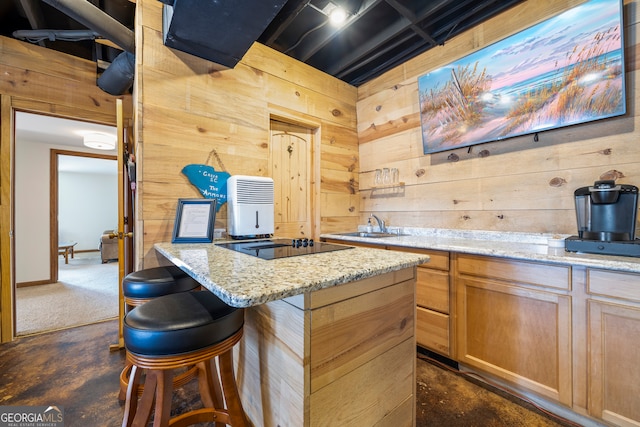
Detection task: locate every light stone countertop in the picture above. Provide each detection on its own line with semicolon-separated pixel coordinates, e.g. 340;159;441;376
154;241;429;308
320;227;640;274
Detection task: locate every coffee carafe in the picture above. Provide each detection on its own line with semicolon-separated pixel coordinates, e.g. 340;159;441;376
566;180;640;257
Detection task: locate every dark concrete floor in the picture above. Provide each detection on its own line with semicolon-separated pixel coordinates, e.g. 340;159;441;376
0;320;578;426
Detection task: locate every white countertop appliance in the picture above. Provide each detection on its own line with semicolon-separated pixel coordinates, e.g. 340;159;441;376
227;175;275;239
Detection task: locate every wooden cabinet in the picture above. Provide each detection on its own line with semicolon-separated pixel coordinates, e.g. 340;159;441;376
455;254;573;405
323;236;640;426
391;246;452;357
586;269;640;426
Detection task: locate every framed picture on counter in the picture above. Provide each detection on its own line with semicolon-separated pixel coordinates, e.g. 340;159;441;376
172;198;217;243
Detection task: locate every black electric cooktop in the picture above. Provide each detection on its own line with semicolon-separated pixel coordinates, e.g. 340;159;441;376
216;238;353;260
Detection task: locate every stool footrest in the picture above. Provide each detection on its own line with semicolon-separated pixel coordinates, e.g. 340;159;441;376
169;407;232;427
119;363;199;400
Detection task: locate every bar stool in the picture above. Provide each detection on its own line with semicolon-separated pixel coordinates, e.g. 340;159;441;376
119;266;201;401
122;265;201;312
121;291;247;427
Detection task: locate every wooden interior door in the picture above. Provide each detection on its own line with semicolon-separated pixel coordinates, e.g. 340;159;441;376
270;120;313;238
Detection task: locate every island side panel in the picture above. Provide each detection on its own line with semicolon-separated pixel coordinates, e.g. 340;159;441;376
310;339;416;427
235;267;417;427
309;273;415;392
309;274;416;426
234;298;308;427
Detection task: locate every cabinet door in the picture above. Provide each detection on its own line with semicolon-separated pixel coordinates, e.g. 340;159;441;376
589;300;640;426
456;276;572;405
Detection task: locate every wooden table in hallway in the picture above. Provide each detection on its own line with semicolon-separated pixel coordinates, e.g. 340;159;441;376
58;241;77;264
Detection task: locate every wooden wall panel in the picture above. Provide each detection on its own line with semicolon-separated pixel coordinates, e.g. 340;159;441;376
243;43;357;106
321;113;357;162
265;74;356;128
0;36;97;83
355;0;640;234
135;0;358;267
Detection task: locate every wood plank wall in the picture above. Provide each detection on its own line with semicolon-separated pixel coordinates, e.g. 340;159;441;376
0;36;132;341
356;0;640;234
135;0;359;267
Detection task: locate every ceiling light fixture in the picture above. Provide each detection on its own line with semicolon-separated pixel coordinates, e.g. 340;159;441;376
322;3;347;26
83;132;116;150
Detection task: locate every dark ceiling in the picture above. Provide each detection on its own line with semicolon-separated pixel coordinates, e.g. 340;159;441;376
1;0;526;87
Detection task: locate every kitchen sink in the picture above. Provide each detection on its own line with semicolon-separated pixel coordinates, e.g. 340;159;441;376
335;231;408;238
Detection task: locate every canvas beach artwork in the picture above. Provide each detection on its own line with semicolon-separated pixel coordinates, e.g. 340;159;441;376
418;0;625;154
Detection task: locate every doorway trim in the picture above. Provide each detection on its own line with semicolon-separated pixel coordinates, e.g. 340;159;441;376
50;149;117;283
1;99;121;342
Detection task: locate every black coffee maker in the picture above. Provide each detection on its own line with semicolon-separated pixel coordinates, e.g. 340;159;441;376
565;180;640;257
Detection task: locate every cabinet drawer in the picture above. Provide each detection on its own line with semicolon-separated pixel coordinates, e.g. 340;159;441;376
417;268;449;313
388;246;449;271
416;307;450;357
457;254;570;290
587;269;640;303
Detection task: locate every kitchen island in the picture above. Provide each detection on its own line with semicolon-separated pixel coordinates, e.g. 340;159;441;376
154;240;429;427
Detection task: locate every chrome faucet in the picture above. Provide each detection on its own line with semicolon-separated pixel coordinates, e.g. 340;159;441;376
370;214;386;233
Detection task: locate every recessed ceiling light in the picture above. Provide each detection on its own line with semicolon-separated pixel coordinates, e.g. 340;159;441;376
83;132;116;150
329;7;347;25
322;3;348;26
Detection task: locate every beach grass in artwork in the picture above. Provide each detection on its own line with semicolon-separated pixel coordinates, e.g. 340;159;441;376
418;0;625;154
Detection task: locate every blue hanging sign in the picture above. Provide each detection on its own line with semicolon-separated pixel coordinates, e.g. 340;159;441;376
181;164;230;211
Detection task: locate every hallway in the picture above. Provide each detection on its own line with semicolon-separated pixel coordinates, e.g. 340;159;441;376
15;252;118;336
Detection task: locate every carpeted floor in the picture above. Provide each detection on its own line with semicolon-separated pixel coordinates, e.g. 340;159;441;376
0;320;582;427
15;252;118;336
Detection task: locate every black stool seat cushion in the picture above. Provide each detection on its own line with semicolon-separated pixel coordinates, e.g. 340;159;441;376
122;265;199;299
124;291;244;356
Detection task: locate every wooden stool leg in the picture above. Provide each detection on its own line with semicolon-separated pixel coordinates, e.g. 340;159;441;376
131;370;158;427
152;370;173;427
197;359;223;408
218;350;247;427
196;359;226;427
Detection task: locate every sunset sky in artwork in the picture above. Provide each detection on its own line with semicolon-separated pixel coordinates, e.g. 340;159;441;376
421;0;622;92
